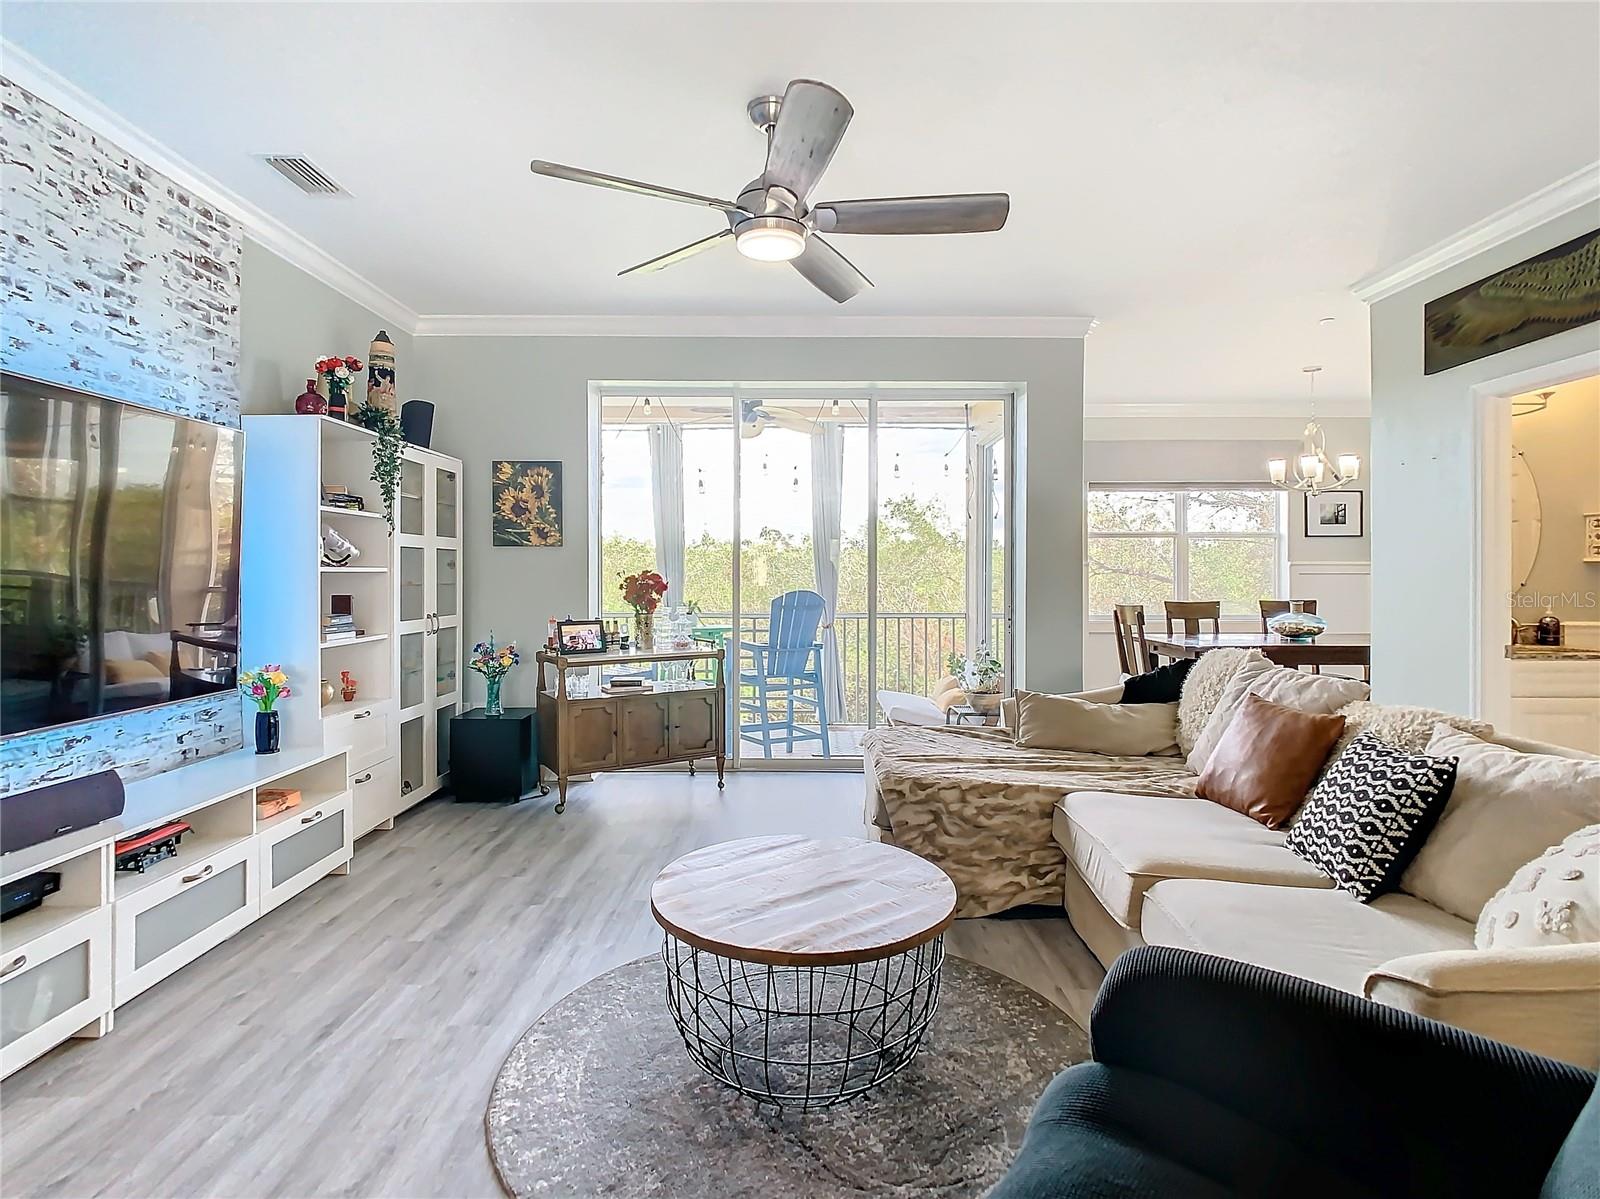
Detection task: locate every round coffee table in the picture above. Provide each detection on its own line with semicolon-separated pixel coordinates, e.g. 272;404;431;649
650;835;957;1110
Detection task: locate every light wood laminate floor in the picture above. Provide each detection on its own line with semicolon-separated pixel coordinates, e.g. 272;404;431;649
0;772;1105;1199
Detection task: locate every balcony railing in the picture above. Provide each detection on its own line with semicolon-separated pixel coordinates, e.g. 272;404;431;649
608;610;1004;727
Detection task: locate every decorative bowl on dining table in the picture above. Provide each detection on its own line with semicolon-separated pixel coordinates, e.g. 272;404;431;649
1267;610;1329;641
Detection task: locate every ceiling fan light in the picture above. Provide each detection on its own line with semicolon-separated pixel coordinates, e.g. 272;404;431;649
735;217;806;262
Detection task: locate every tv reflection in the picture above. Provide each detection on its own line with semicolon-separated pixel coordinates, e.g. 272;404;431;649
0;375;243;737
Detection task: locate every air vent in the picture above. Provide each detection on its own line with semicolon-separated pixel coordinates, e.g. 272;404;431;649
260;155;345;196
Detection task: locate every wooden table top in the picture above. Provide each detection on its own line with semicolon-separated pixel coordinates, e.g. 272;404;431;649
535;644;722;670
1146;631;1370;665
650;835;957;967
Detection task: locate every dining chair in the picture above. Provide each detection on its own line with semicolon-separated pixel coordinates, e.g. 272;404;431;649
1259;598;1318;634
1164;600;1221;637
1112;604;1151;677
1260;598;1321;673
738;589;831;759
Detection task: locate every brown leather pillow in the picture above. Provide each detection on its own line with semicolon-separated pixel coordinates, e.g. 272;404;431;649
1195;692;1346;828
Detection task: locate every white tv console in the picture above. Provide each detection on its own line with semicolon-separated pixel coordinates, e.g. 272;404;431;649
0;745;351;1079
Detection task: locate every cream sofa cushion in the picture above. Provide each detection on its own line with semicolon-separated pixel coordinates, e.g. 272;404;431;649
999;685;1124;732
1365;942;1600;1069
1054;792;1330;928
1185;662;1367;774
1402;726;1600;922
1476;824;1600;951
1140;877;1473;996
1014;691;1178;757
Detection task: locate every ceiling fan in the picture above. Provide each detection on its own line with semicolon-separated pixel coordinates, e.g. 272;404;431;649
529;79;1009;303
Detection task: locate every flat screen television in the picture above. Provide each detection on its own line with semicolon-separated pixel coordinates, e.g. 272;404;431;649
0;373;243;738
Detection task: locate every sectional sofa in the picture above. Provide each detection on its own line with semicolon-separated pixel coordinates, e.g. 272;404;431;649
862;649;1600;1068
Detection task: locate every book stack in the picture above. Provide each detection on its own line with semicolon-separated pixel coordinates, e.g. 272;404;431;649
322;611;359;643
320;484;366;512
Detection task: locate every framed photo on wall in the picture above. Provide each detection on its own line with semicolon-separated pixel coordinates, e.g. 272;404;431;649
1305;489;1363;538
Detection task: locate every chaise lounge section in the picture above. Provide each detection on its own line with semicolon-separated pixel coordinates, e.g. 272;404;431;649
864;649;1600;1066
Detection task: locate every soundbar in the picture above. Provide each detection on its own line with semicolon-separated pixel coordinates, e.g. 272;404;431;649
0;769;126;855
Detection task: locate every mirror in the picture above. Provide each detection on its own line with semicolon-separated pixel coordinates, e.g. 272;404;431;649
1510;446;1541;590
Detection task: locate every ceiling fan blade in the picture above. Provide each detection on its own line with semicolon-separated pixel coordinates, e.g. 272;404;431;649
529;160;743;214
618;229;733;276
763;80;852;203
811;194;1010;235
790;234;872;304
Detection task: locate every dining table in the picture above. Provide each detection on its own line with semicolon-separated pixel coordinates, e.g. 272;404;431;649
1144;631;1370;671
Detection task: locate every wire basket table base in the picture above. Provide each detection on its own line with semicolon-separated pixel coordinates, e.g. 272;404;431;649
661;933;946;1110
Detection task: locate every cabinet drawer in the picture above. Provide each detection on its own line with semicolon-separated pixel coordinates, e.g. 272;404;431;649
114;838;258;1006
258;792;351;914
351;754;402;840
324;703;391;772
1;907;112;1079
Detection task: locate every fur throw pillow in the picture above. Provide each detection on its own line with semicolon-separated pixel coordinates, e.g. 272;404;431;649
1176;648;1266;758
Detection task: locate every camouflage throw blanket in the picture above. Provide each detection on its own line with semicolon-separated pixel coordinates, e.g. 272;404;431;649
862;725;1197;917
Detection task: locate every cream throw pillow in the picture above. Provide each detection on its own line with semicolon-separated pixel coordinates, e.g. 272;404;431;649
1013;690;1179;757
1402;726;1600;922
1476;825;1600;950
1185;661;1368;774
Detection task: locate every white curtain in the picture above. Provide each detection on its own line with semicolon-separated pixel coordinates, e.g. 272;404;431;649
810;423;845;721
648;422;685;601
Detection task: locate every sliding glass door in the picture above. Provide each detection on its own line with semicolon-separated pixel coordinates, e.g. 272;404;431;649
597;388;1010;770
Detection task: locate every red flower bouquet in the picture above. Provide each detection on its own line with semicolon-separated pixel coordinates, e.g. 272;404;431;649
619;570;669;616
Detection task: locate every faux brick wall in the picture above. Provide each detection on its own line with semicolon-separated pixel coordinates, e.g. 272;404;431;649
0;76;245;796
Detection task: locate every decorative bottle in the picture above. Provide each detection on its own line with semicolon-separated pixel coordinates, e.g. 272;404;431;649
295;379;327;415
1536;607;1563;647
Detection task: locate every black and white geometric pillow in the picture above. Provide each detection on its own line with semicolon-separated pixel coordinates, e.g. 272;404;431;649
1285;732;1458;902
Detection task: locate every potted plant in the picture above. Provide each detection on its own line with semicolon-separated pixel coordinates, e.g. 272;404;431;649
239;664;292;754
619;570;669;647
351;401;404;532
947;643;1004;714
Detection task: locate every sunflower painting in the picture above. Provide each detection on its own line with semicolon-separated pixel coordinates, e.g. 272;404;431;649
492;461;563;547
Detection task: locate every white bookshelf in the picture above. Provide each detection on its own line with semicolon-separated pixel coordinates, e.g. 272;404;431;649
240;416;461;840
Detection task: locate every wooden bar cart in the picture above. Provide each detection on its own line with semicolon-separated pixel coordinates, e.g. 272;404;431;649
534;645;726;813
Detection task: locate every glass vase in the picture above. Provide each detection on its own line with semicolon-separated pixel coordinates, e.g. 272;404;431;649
484;675;504;717
633;611;654;649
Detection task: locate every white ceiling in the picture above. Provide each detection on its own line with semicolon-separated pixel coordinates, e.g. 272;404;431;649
4;2;1597;408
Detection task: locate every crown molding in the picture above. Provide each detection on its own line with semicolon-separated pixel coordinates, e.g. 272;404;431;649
1084;396;1370;421
1350;162;1600;303
409;314;1098;338
1;42;420;334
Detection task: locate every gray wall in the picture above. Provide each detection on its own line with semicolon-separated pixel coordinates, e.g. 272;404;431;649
1369;202;1600;713
238;239;415;417
1084;417;1372;565
411;336;1086;706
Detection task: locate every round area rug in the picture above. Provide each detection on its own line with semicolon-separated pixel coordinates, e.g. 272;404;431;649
485;955;1087;1198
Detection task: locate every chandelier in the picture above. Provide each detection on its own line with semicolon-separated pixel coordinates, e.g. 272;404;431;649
1267;366;1360;494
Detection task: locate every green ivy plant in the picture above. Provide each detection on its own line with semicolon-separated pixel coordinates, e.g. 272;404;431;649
351;403;404;531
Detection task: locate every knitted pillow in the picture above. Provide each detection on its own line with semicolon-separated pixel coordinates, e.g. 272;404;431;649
1285;732;1458;901
1476;825;1600;950
1175;648;1265;758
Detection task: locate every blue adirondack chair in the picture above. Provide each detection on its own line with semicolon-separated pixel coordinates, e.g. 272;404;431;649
738;590;831;758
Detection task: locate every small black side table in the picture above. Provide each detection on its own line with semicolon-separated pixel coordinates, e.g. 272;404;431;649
450;707;548;803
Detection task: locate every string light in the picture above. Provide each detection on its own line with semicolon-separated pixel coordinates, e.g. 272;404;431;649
642;396;652;418
830;398;840;417
696;468;705;496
